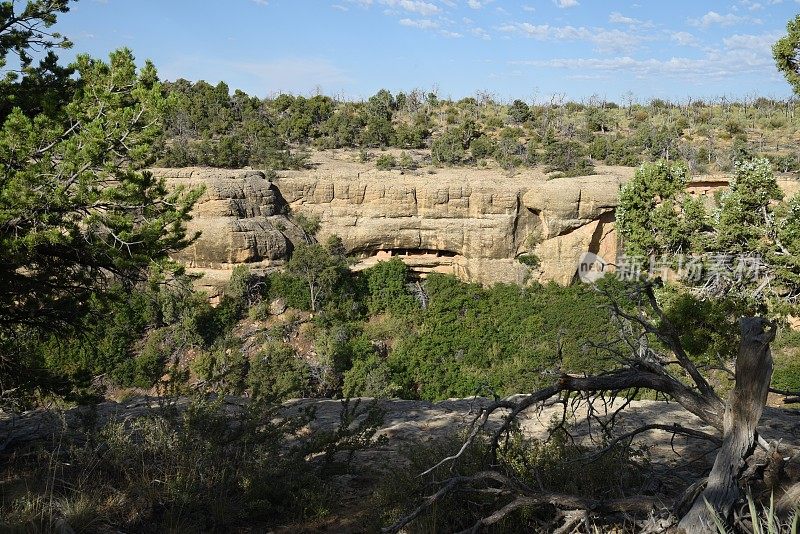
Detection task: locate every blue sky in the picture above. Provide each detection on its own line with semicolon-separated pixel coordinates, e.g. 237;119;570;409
53;0;800;102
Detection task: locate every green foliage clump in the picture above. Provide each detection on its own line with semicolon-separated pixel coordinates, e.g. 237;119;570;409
507;99;530;124
517;254;540;269
431;127;466;165
772;328;800;393
248;342;311;400
398;151;415;169
469;135;495;160
617;161;704;257
375;153;397;170
619;157;800;314
774;14;800;96
543;140;595;177
293;212;321;237
658;288;745;373
287;238;349;312
345;275;615;401
364;258;419;315
0;48;201;337
716;158;783;253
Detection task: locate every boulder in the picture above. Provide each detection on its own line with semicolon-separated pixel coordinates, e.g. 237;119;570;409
269;298;288;316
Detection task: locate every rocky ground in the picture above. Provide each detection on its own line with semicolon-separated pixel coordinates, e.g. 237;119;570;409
3;394;799;531
5;394;800;473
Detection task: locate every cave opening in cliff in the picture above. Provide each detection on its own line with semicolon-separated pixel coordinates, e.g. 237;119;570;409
351;247;462;278
352;247;458;259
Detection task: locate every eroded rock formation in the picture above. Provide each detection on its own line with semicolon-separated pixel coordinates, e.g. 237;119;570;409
153;167;307;296
152;158;660;287
152;158;800;289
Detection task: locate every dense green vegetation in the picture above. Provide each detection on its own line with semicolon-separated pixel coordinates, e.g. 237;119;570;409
618;155;800;316
0;1;201;406
13;253;615;403
155;78;800;177
24;251;800;408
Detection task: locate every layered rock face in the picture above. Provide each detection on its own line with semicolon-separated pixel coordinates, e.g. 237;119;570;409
277;172;533;284
154;168;293;268
523;174;627;284
152;167;305;295
275;159;633;285
152;158;635;287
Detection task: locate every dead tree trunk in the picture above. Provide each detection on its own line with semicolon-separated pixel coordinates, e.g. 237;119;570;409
678;317;776;533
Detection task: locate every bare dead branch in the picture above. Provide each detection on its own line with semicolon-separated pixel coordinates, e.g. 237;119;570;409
384;469;657;534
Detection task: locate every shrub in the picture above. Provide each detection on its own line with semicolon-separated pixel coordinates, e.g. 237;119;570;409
364;258;419;315
248;342;311;400
398;151;415;169
376;153;397;170
269;272;312;311
469;136;495;160
431;128;465;165
343;353;399;398
382;275;616;400
724;118;746;136
517;254;540;269
543;140;595;177
0;396;385;532
293;213;321;236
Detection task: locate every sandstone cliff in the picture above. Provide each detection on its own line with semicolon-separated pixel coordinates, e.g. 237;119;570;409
153;167;307;295
152;153;637;288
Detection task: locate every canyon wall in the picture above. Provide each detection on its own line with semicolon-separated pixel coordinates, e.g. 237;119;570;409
153;161;686;289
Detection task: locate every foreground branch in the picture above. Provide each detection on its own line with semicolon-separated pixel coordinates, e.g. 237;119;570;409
383;470;656;534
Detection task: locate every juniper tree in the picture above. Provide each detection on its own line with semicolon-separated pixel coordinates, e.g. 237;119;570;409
0;2;200;398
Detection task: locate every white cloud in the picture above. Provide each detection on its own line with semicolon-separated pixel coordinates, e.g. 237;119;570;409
688;11;745;28
553;0;579;8
670;31;699;46
510;32;779;82
399;17;438;28
251;0;268;5
609;12;655;29
522;4;536;12
609;12;637;25
381;0;440;15
470;27;491;40
497;23;644;53
440;29;463;37
723;31;781;54
467;0;493;8
332;4;348;10
739;0;764;11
